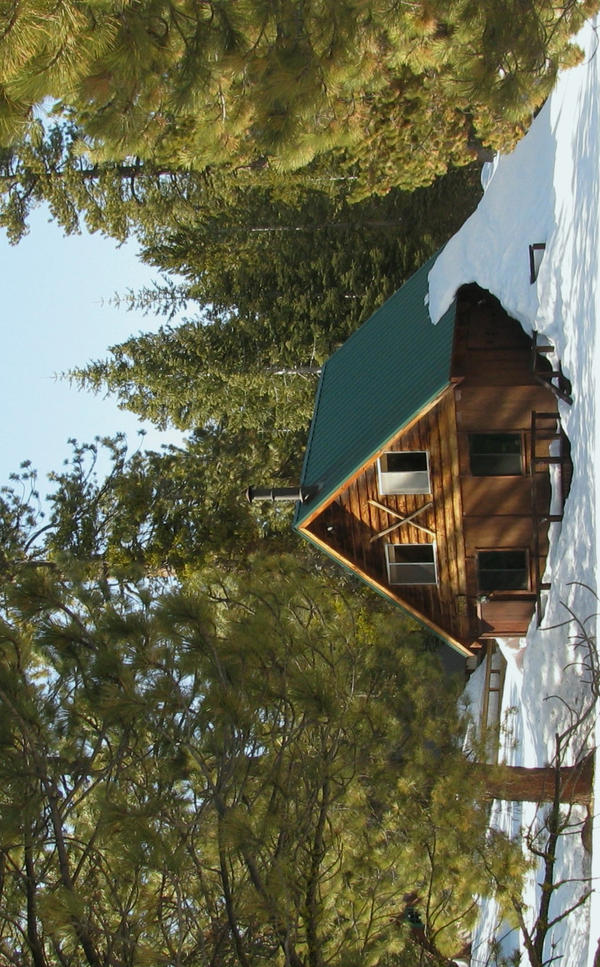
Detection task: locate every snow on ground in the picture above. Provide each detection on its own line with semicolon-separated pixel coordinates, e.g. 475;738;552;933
428;18;600;967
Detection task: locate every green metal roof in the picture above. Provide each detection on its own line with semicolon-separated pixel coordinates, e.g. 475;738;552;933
294;253;457;527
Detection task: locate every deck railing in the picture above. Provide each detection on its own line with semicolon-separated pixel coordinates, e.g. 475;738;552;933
530;409;572;624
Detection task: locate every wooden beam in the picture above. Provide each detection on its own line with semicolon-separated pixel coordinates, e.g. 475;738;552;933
368;500;434;542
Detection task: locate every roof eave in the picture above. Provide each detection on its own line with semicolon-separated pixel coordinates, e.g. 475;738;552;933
295;381;455;530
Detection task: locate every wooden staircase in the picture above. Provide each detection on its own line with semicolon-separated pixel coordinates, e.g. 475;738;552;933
480;642;507;759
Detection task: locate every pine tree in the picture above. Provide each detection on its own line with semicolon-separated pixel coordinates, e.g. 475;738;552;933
1;0;596;215
0;120;215;243
68;167;481;448
1;474;592;967
0;537;530;967
1;435;294;577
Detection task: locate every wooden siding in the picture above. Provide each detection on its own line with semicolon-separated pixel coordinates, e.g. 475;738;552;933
463;516;533;548
453;286;558;638
461;477;532;517
455;386;557;430
307;390;474;644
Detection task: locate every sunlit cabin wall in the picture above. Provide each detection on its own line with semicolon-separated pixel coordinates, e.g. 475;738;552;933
452;286;557;638
308;388;472;645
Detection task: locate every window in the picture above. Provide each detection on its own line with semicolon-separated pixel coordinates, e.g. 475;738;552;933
469;434;522;476
477;550;528;592
377;451;430;494
386;543;437;586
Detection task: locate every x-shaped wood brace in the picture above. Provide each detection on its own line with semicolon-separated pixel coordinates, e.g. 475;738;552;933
368;498;434;543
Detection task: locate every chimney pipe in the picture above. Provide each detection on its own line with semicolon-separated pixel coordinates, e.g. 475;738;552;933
246;485;316;504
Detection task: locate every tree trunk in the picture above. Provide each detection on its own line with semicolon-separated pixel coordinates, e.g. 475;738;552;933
475;753;593;805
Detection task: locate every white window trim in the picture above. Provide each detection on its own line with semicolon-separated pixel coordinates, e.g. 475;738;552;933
385;543;438;586
377;451;431;495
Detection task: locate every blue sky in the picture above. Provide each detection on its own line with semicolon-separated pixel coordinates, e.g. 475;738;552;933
0;207;182;497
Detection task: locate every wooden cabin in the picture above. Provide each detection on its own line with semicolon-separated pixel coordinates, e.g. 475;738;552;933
293;255;570;656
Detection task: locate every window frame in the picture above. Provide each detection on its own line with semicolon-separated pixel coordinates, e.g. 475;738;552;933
469;433;524;477
377;450;431;495
477;548;530;593
385;542;438;586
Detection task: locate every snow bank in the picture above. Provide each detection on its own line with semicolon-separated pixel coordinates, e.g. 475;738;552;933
430;18;600;966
